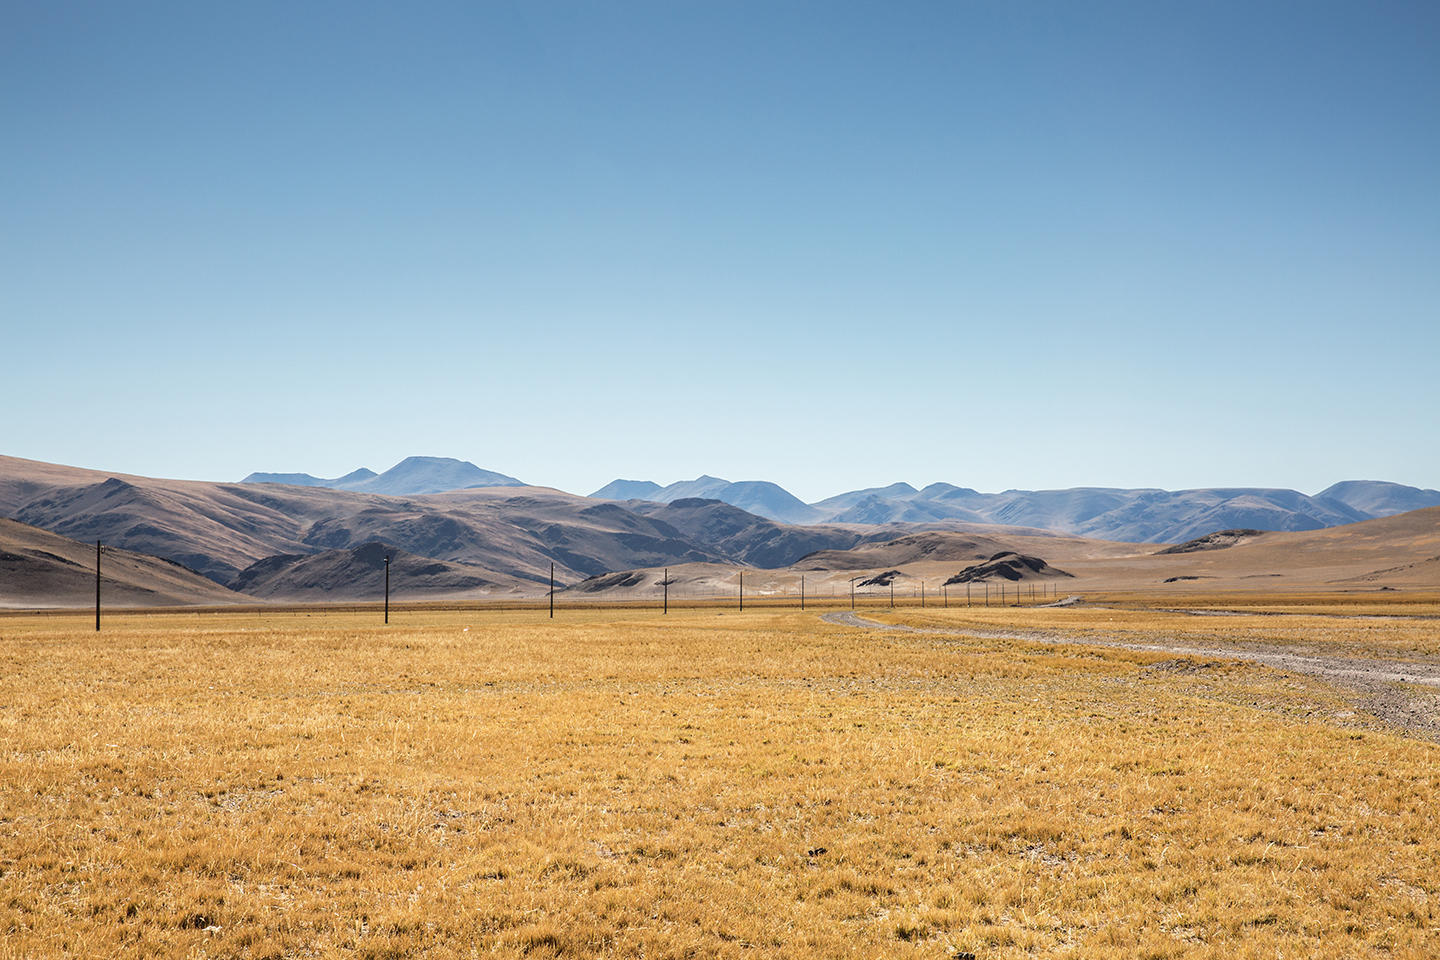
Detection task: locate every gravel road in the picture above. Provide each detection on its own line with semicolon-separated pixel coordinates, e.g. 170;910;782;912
821;610;1440;739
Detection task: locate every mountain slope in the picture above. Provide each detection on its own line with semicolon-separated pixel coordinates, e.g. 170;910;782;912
590;479;664;501
592;475;821;523
1316;480;1440;518
354;457;524;495
230;542;526;600
653;476;733;502
710;481;820;524
795;532;1023;570
0;456;730;590
0;517;246;607
624;498;865;568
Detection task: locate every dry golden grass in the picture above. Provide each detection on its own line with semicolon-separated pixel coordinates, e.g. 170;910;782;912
1;604;1437;958
878;591;1440;659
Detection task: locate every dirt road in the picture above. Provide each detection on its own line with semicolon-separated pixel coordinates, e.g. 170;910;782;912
822;610;1440;739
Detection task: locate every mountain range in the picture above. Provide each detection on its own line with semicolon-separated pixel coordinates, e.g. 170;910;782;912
567;505;1440;600
240;458;1440;542
2;453;1437;607
591;475;1440;542
0;455;926;602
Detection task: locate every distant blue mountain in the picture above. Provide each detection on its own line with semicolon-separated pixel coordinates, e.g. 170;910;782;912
589;475;820;524
250;463;1440;542
1316;480;1440;518
243;457;523;497
590;479;664;501
811;483;1371;542
587;474;1439;543
243;467;377;489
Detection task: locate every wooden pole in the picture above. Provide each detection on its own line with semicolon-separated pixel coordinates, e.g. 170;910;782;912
889;580;894;609
550;561;555;618
384;554;390;624
739;570;743;611
800;574;805;611
850;578;855;610
95;541;101;632
663;567;668;615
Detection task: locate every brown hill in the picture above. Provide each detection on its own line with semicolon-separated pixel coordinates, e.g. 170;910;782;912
798;531;1017;570
1128;507;1440;589
0;455;730;587
0;517;246;608
230;542;528;601
797;529;1139;572
1;456;1055;597
6;455;1435;602
565;509;1440;597
944;552;1074;584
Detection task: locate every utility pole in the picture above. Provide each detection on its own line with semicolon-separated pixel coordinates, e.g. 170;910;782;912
663;567;668;615
95;541;101;632
384;554;390;624
921;580;925;608
943;582;948;608
889;579;894;609
739;570;743;611
550;562;555;618
800;574;805;611
850;577;855;610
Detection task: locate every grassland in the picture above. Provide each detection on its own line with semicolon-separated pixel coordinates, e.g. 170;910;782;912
867;590;1440;659
1;601;1437;958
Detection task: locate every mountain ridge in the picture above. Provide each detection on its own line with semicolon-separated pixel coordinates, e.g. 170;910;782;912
590;474;1436;543
243;457;522;496
4;454;1437;606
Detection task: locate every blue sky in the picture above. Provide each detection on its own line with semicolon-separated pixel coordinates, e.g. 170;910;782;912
4;1;1437;502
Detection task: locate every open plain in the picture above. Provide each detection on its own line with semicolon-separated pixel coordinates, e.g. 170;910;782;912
2;595;1437;958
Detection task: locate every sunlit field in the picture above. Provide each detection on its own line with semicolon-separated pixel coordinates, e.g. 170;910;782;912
2;601;1437;958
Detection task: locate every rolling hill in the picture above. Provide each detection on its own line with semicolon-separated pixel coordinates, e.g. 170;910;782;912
4;454;1437;606
0;457;862;596
229;542;528;601
0;517;246;607
562;507;1440;599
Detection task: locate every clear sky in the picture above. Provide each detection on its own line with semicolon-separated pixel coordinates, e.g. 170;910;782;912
4;1;1437;502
